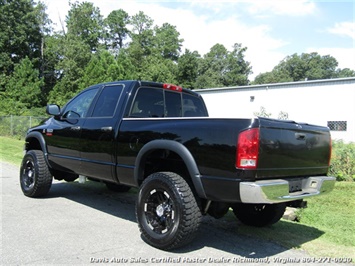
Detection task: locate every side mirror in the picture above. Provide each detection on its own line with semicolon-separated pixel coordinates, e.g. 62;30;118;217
46;104;61;116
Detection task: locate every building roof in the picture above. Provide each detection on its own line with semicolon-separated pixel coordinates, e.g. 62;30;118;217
195;77;355;93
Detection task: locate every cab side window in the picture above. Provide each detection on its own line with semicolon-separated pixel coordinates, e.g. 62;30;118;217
62;88;99;118
92;85;124;117
182;93;207;117
130;88;164;117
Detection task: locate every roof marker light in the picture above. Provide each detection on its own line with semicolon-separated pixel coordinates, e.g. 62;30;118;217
163;83;183;92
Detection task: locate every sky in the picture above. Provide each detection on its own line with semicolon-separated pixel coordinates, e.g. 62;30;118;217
45;0;355;80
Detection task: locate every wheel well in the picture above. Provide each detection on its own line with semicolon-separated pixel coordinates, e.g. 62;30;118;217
137;148;206;213
25;137;42;151
139;149;190;185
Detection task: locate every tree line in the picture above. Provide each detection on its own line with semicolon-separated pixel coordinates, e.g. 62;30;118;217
1;0;354;116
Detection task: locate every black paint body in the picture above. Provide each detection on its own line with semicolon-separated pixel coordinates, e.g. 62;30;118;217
25;81;331;203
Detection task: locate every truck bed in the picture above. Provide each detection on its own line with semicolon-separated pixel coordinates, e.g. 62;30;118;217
117;116;331;181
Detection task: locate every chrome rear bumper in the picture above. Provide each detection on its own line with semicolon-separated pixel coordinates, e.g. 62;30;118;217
240;176;336;204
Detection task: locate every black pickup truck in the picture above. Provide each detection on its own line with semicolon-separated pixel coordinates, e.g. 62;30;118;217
20;80;335;250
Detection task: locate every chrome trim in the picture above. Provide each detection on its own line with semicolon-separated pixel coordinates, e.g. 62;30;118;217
240;176;336;204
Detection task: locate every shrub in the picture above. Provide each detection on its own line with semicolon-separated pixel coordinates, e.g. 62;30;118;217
329;140;355;182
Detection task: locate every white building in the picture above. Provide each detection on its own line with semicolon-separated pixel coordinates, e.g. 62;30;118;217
196;77;355;143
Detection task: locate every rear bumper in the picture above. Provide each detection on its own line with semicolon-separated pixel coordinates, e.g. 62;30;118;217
239;176;336;204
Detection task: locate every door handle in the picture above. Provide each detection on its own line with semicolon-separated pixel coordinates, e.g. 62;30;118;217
295;133;306;140
71;126;81;131
101;126;112;132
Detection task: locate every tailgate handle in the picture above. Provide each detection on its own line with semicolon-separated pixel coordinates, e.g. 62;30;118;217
295;133;306;140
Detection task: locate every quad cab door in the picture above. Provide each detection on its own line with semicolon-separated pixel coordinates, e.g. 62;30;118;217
46;87;100;173
80;84;125;181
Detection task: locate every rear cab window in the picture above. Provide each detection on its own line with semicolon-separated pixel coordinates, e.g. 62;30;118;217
129;87;208;118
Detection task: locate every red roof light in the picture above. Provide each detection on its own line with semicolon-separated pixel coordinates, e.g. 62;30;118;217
163;83;182;92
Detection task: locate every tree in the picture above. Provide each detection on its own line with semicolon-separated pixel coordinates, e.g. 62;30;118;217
336;68;355;78
115;48;135;80
128;11;154;76
48;37;92;106
66;1;104;52
196;43;251;88
275;53;339;81
35;2;56;100
40;34;62;99
48;1;105;106
0;0;42;76
104;9;130;53
154;23;183;61
224;43;252;86
253;52;355;84
2;57;44;115
177;49;201;89
80;51;124;88
138;56;177;84
253;71;292;84
130;11;154;36
196;44;229;88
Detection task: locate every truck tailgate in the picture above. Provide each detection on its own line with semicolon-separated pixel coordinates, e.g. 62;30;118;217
257;117;331;178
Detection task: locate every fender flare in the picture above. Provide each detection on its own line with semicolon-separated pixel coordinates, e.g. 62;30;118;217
134;139;207;199
25;131;50;165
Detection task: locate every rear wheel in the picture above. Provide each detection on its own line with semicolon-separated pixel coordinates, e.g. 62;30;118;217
20;150;52;197
232;203;286;227
136;172;201;250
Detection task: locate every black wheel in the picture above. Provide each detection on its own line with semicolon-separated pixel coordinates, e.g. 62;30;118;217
105;182;130;192
20;150;52;197
136;172;202;250
232;203;286;227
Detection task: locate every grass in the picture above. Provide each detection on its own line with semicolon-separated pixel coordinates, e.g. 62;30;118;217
227;182;355;260
295;182;355;258
0;136;24;165
1;136;354;260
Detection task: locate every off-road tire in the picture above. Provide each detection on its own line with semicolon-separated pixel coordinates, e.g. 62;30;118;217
232;203;286;227
136;172;202;250
20;150;52;197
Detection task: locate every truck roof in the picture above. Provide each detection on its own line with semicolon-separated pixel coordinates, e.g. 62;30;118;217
86;80;200;97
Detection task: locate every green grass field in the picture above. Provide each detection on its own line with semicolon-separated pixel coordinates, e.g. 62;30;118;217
1;136;354;260
0;136;24;165
232;182;355;260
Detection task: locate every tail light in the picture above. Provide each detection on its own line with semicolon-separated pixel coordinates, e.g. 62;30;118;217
236;128;260;169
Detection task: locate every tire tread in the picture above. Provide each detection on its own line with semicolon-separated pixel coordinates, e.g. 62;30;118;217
20;150;52;197
136;172;202;250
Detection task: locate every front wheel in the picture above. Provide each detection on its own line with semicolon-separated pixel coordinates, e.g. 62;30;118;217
232;203;286;227
136;172;201;250
20;150;52;197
